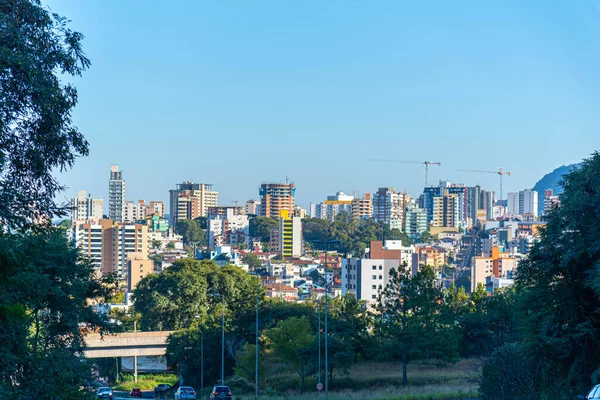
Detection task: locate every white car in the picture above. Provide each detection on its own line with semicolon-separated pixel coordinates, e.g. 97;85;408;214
96;386;113;400
579;384;600;400
175;386;197;400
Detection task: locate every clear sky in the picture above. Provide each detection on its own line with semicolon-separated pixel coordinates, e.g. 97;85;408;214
49;0;600;211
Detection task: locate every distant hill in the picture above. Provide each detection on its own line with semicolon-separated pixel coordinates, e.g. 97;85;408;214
532;163;580;214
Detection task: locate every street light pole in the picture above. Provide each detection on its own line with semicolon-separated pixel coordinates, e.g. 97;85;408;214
201;329;204;392
318;300;321;388
255;273;259;398
325;286;329;400
221;294;225;386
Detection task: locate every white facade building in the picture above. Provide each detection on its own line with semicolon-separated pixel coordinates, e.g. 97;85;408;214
108;165;125;222
310;192;354;221
507;190;539;218
208;208;250;248
342;240;416;303
71;190;104;221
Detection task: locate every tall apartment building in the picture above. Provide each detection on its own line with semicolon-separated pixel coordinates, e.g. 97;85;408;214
208;208;250;249
351;193;373;220
279;210;302;258
259;182;296;219
342;240;415;302
245;200;261;215
310;191;353;221
507;189;539;218
102;223;149;277
68;219;113;270
108;165;125;222
169;182;218;225
422;182;466;226
431;191;460;228
373;188;407;230
471;246;519;292
123;200;165;222
543;189;560;215
127;252;154;292
404;202;428;236
71;190;104;221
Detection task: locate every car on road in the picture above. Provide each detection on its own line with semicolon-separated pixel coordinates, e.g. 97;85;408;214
130;387;142;397
96;386;113;400
154;383;172;398
578;384;600;399
209;385;232;400
175;385;197;399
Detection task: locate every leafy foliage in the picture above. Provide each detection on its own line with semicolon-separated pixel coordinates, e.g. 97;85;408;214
303;212;412;256
249;216;278;242
0;0;90;230
266;317;315;391
134;259;264;331
174;219;205;246
480;152;600;399
0;229;116;397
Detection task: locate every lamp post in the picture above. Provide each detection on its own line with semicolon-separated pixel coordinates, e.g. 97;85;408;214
252;272;260;398
313;299;322;390
210;292;225;385
193;315;204;392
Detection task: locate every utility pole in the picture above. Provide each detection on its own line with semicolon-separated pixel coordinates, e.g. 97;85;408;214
221;294;225;385
255;273;259;398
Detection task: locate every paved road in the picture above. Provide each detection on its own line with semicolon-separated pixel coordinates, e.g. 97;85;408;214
113;389;172;399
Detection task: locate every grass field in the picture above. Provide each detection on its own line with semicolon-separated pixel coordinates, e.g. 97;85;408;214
237;358;482;399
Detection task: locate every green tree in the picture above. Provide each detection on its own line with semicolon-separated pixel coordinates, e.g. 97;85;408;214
233;343;265;387
174;219;204;245
328;293;372;361
249;217;278;242
0;0;90;230
0;1;119;396
266;317;315;391
151;239;162;249
418;230;434;243
243;253;263;271
166;241;175;249
0;229;116;397
481;153;600;399
375;265;454;385
133;259;264;331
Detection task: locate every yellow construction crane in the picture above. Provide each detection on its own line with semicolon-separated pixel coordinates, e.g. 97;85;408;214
369;158;441;187
457;168;511;210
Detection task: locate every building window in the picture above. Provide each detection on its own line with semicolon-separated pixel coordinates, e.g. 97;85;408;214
372;275;377;280
372;265;376;270
372;294;376;299
379;265;383;270
379;275;382;280
372;285;377;289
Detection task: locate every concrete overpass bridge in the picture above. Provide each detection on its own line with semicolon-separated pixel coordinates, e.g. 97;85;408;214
83;331;175;358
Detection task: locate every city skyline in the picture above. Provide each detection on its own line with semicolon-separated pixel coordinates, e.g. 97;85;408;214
49;0;600;207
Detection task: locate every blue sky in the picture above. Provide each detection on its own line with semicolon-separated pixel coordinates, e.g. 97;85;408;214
49;0;600;211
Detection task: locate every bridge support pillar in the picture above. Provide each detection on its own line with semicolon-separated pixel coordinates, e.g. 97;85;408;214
134;355;138;383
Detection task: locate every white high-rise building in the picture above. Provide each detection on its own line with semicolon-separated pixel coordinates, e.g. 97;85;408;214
506;190;539;218
310;191;353;221
506;192;519;216
208;208;250;248
520;189;538;217
71;190;103;221
108;165;125;222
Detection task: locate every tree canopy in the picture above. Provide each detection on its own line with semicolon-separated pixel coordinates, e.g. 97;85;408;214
480;152;600;399
0;0;90;230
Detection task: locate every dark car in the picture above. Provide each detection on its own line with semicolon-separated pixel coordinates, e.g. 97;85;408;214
578;384;600;400
96;386;113;400
130;387;142;397
154;384;171;399
209;385;232;400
